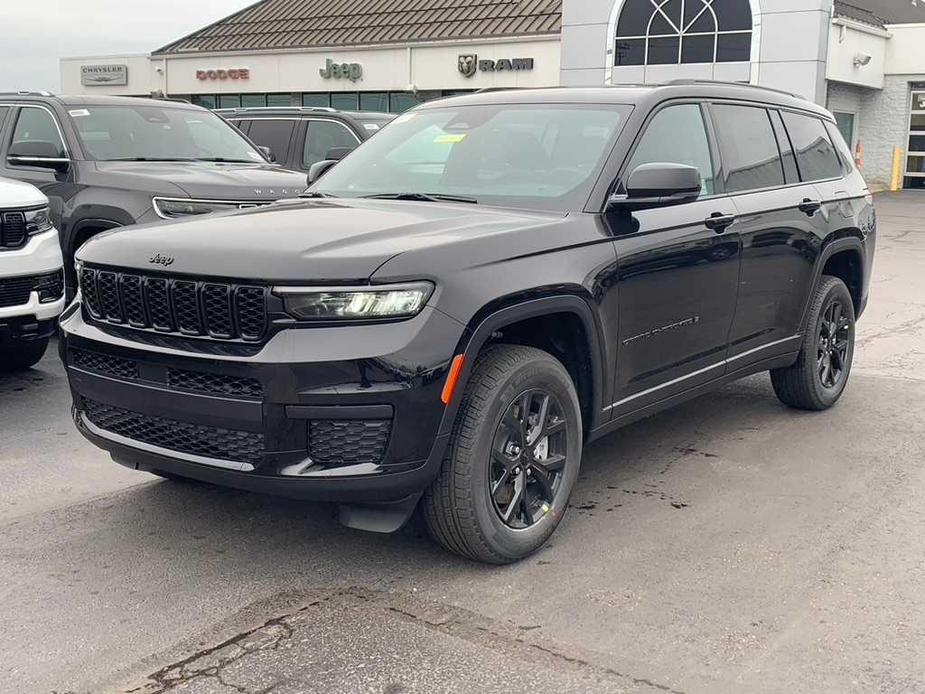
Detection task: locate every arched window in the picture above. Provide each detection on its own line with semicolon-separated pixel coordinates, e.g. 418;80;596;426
615;0;752;66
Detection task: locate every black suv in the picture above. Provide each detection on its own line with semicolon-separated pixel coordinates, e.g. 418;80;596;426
0;93;311;293
215;106;394;174
60;83;876;563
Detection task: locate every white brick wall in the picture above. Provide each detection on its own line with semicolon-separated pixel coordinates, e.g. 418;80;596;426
841;76;913;189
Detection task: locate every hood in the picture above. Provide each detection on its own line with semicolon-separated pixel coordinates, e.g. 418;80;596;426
0;176;47;209
88;161;310;200
77;197;562;282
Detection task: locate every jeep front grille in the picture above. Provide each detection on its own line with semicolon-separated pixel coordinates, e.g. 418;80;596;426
79;267;268;341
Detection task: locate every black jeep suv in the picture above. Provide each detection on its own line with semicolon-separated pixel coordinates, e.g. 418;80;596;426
0;93;311;294
60;83;876;563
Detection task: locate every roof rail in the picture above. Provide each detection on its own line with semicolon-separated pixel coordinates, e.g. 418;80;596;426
214;106;337;113
0;90;54;98
662;79;803;99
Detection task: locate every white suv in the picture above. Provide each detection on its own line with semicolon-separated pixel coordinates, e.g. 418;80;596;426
0;176;64;371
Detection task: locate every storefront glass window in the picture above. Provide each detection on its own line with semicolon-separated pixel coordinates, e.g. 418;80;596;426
331;93;359;111
241;94;267;108
615;0;752;66
360;93;389;113
302;93;331;108
219;95;242;109
191;95;216;109
389;93;419;113
267;94;292;107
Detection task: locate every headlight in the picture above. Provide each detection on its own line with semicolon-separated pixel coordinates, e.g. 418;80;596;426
153;197;243;219
275;282;434;320
25;206;53;235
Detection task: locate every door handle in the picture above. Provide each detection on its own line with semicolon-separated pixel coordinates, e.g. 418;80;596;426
704;212;735;233
799;198;822;215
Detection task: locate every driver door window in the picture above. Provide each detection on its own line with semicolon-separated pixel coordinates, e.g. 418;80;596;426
625;103;716;197
10;106;66;159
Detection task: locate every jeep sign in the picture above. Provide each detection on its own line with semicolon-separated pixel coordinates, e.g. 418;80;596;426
319;59;363;82
81;64;128;87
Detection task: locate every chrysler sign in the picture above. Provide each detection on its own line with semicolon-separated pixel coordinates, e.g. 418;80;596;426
81;64;128;87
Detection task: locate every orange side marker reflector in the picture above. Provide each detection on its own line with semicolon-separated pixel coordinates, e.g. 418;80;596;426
441;354;466;405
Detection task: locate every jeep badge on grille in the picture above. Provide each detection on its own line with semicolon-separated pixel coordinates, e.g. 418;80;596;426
149;253;174;267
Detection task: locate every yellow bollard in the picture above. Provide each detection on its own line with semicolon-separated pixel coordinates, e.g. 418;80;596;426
890;147;904;192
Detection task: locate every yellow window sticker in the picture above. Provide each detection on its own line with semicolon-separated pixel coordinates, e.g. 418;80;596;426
434;133;466;144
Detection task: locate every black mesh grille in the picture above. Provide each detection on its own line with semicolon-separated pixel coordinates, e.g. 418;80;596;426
1;212;26;249
120;274;146;326
203;284;233;338
167;368;263;398
309;419;391;466
236;286;267;340
71;349;138;379
79;267;268;341
145;278;172;331
0;271;64;308
82;398;264;465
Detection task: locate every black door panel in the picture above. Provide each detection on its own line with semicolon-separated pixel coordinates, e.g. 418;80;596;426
612;197;740;413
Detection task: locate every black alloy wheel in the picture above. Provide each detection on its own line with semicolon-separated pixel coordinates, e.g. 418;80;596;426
490;388;568;529
817;299;851;389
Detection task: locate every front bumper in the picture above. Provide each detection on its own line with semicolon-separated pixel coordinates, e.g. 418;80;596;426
0;229;65;324
60;304;463;504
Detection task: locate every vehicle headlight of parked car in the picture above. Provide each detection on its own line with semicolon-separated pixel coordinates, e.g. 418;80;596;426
25;206;54;235
153;197;244;219
275;282;433;320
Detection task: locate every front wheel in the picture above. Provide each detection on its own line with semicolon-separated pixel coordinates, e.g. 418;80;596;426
0;338;49;372
771;275;855;410
423;345;583;564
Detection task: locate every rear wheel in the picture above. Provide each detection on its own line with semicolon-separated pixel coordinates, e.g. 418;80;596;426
771;275;855;410
423;345;582;564
0;338;49;372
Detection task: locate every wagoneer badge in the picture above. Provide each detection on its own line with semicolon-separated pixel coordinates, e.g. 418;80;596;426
149;253;174;267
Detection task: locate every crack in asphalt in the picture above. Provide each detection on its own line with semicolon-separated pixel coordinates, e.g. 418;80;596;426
121;587;686;694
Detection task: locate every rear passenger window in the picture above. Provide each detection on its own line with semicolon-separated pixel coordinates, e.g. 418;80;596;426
711;105;784;193
625;103;716;197
781;112;843;181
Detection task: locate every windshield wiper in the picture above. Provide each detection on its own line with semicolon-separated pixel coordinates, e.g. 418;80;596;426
361;192;478;204
299;191;334;198
192;157;259;163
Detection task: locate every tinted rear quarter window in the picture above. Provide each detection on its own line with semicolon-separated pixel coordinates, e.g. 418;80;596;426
711;104;783;193
781;111;843;182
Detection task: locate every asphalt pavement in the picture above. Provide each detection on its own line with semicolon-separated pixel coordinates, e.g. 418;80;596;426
1;192;924;694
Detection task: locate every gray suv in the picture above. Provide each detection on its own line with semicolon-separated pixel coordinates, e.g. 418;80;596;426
0;92;311;293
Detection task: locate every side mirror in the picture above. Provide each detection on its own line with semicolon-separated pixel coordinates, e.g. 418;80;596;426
8;141;69;172
325;146;354;161
257;145;276;163
306;147;355;184
609;163;701;211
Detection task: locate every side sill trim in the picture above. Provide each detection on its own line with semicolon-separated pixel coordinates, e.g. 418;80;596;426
604;335;800;411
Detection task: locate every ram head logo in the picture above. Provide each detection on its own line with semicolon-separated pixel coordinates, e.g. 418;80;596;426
458;54;478;78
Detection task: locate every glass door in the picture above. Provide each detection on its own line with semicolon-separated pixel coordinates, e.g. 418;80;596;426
905;91;925;189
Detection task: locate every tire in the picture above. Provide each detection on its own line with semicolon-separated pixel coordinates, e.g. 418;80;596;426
771;275;855;410
422;345;583;564
0;338;49;372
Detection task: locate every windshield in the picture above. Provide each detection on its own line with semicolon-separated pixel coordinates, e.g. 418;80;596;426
69;104;267;163
312;103;631;211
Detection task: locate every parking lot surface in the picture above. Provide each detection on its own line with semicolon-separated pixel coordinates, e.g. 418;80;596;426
1;192;924;694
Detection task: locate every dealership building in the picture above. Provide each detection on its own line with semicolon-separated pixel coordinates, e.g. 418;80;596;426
61;0;925;189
